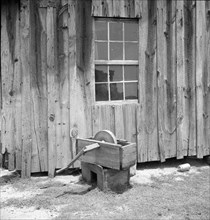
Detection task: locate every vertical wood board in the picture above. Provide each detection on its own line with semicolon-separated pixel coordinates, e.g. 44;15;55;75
20;0;32;177
47;7;57;177
138;0;158;162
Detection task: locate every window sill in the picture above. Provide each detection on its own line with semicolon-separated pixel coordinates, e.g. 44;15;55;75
95;100;138;106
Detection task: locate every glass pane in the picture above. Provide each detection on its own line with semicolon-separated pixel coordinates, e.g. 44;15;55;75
95;65;108;82
110;83;123;100
125;23;138;41
95;21;107;40
109;66;123;81
110;42;123;60
95;42;108;60
110;22;123;41
95;84;109;101
125;82;138;100
124;66;138;81
125;42;138;60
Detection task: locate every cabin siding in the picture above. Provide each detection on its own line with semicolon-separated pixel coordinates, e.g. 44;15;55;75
1;0;210;177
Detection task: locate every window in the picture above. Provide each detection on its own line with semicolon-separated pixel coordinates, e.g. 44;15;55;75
94;19;139;102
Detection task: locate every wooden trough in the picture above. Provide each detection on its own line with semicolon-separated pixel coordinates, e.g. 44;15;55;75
56;130;136;192
76;137;136;170
76;131;137;192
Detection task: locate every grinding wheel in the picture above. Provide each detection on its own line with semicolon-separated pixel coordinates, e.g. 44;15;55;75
94;130;117;144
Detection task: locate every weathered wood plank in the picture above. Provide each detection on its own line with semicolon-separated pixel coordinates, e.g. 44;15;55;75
100;105;115;133
1;0;17;170
91;0;102;17
69;0;88;167
157;0;177;161
176;0;186;159
138;0;158;162
20;0;32;177
77;138;121;170
68;0;78;168
47;7;57;177
137;0;148;162
196;1;210;157
38;0;58;8
124;0;135;18
92;105;115;136
186;0;196;157
205;1;210;155
84;0;94;137
123;104;137;144
134;0;143;18
101;0;112;17
136;104;146;162
157;0;166;162
121;143;136;169
31;0;41;173
57;1;70;169
30;5;48;173
178;0;196;157
92;0;141;18
112;0;121;17
92;105;101;136
114;104;125;140
196;1;207;158
37;7;48;171
13;1;22;171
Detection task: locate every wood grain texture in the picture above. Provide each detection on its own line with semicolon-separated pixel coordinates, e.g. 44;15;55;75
30;6;48;173
177;0;196;158
47;7;57;177
92;105;115;136
176;1;186;159
157;0;177;161
92;0;141;18
123;104;137;144
13;1;22;171
196;1;210;158
1;0;210;175
56;0;69;168
121;143;136;169
138;0;158;162
77;138;121;170
84;0;94;138
114;104;125;140
185;0;196;157
1;0;16;170
20;0;32;177
205;1;210;155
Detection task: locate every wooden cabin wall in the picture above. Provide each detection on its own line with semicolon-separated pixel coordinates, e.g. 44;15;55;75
91;0;210;163
0;0;210;177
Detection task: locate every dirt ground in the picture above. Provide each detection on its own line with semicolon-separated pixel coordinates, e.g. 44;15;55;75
0;157;210;220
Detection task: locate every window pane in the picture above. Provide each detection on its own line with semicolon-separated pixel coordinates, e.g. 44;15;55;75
110;22;123;41
95;42;108;60
109;66;123;81
95;21;107;40
95;65;108;82
125;23;138;41
110;42;123;60
125;42;138;60
124;66;138;81
125;82;138;100
95;84;109;101
110;83;123;100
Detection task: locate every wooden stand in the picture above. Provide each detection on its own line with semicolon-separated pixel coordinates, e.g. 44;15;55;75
81;162;130;192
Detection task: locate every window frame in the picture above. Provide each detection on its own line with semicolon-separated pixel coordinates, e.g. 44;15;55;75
94;17;139;104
